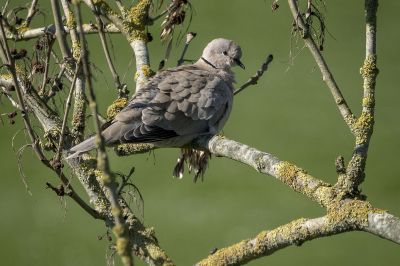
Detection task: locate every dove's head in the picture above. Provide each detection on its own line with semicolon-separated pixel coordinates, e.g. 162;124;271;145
201;38;244;71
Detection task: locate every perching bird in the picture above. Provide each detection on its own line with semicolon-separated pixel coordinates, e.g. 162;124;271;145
67;38;244;177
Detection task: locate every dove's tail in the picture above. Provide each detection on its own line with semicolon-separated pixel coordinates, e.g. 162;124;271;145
66;135;96;159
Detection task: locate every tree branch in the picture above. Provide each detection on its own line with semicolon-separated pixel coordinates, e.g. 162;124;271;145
342;0;379;193
287;0;355;131
82;0;152;91
196;216;343;266
234;54;273;96
196;135;334;206
74;2;134;265
93;12;125;97
25;0;38;27
5;23;120;41
50;0;72;59
60;0;87;144
365;212;400;244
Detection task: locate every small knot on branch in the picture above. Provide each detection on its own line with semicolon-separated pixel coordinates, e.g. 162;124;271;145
46;182;66;196
335;156;346;175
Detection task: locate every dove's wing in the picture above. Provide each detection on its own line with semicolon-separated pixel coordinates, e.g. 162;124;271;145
105;65;233;145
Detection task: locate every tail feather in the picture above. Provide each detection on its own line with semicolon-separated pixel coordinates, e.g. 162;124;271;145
66;135;96;159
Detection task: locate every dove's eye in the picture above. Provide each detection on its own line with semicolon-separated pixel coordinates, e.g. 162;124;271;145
222;51;228;56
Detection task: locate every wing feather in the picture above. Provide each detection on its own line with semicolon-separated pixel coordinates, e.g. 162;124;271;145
108;65;232;145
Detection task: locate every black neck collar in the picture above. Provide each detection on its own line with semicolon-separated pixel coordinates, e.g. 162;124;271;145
201;57;217;69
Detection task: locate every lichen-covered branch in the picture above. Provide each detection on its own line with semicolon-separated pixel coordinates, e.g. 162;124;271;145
82;0;152;91
74;2;133;265
196;216;341;266
287;0;355;131
5;23;120;41
0;25;100;221
197;136;334;206
54;60;81;166
196;200;396;266
60;0;87;144
343;0;379;194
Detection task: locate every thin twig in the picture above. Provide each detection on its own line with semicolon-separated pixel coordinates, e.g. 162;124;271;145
54;60;81;166
40;35;55;99
74;2;134;266
287;0;355;131
50;0;72;59
1;1;10;16
150;9;168;22
0;16;101;221
234;54;273;96
177;32;196;66
25;0;39;27
115;0;125;14
93;12;125;97
0;16;47;164
0;86;21;109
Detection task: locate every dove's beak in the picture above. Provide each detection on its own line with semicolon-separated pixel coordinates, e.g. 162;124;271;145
234;58;245;70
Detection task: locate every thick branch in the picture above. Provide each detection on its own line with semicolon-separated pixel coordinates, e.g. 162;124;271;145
365;212;400;244
74;2;133;265
82;0;152;91
196;136;334;206
287;0;355;131
6;23;120;41
196;216;347;266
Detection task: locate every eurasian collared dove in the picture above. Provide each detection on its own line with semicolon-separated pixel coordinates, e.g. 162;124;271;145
67;38;244;161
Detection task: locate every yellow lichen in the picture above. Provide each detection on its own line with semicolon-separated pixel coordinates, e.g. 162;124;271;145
360;55;378;79
0;72;12;80
113;224;125;236
344;114;357;129
72;41;81;61
275;161;332;206
115;143;155;156
94;169;112;184
66;10;77;29
16;22;29;34
116;238;129;255
106;97;128;120
362;96;374;108
124;0;151;42
276;161;302;180
354;113;374;145
141;64;155;78
134;71;140;81
327;200;377;228
111;206;121;217
41;127;61;150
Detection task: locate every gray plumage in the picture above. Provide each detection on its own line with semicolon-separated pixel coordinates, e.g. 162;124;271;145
67;38;244;159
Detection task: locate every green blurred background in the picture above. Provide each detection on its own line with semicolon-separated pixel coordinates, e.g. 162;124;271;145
1;0;399;265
